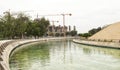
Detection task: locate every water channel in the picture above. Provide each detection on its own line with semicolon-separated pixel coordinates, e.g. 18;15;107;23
9;40;120;70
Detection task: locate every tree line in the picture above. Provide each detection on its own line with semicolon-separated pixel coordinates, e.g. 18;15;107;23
78;27;102;38
0;11;50;39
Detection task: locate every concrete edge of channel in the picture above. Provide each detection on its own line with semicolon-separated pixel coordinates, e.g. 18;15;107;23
73;39;120;49
0;37;75;70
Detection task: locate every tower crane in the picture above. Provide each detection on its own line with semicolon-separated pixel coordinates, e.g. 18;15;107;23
37;13;72;37
50;20;59;37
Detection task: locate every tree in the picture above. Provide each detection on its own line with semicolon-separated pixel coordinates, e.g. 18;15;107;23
88;27;101;36
31;17;50;38
0;11;50;39
78;33;90;38
39;18;50;36
70;30;77;36
0;21;4;38
78;27;101;38
14;13;30;38
2;11;15;39
55;33;60;37
82;33;91;38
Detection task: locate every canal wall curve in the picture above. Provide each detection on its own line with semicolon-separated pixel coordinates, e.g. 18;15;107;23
0;37;74;70
73;39;120;49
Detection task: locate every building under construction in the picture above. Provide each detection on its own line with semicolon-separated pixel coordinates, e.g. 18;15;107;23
47;25;77;37
47;25;68;37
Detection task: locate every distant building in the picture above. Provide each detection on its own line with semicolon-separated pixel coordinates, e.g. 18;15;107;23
69;25;71;32
73;25;76;31
47;25;68;37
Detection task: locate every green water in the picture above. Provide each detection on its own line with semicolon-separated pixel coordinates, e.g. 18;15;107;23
9;40;120;70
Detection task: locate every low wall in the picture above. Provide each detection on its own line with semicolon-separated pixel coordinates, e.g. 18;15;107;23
0;37;74;70
73;39;120;49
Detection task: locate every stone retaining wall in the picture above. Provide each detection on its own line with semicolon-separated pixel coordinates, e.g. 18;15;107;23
0;37;74;70
73;39;120;49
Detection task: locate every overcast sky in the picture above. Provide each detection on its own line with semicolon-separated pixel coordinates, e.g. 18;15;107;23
0;0;120;33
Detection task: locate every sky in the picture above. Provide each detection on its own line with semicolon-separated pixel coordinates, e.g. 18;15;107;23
0;0;120;33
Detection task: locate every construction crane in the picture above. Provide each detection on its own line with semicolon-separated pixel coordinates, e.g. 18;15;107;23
50;20;59;37
37;13;72;37
61;13;72;37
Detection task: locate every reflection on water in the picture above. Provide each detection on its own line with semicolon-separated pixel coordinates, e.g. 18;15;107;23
10;40;120;70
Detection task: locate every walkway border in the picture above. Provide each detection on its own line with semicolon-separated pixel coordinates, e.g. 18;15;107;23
73;39;120;49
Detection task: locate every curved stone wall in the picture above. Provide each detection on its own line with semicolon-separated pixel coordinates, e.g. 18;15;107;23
73;39;120;49
0;39;43;70
0;37;74;70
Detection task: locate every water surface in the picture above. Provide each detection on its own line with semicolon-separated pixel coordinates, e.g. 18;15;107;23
9;40;120;70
